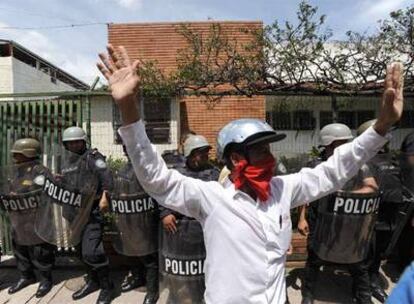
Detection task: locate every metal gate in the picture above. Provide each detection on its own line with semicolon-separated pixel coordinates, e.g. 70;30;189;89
0;92;92;254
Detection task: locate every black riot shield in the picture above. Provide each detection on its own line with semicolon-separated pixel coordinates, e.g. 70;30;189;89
110;168;158;256
34;149;97;247
384;158;414;256
312;191;381;264
159;219;206;304
0;162;45;246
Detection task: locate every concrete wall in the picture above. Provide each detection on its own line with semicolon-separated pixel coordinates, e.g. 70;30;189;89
11;57;75;93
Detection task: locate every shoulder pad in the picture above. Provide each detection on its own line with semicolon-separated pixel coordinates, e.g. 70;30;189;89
94;158;107;169
90;149;106;159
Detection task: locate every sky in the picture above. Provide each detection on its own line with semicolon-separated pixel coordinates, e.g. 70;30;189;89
0;0;411;86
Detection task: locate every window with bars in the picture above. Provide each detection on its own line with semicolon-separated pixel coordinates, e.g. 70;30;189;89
338;111;355;128
266;110;315;130
267;110;291;130
293;111;315;130
320;111;333;128
321;110;375;129
356;111;375;127
113;96;171;144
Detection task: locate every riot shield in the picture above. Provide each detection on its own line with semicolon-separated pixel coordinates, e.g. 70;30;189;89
312;191;381;264
35;149;97;247
159;219;206;304
110;167;158;256
384;157;414;256
0;162;45;246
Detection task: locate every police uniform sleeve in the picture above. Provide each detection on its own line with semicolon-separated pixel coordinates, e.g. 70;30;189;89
118;121;221;221
287;126;389;209
90;152;114;192
159;205;176;219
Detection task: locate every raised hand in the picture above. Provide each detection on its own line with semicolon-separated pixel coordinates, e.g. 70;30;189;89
374;62;404;135
97;44;141;125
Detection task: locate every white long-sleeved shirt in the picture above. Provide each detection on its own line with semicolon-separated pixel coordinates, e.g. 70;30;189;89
119;121;388;304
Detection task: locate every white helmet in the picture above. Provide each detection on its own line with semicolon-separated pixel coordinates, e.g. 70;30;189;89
319;123;353;147
183;135;211;157
62;126;87;142
217;118;286;161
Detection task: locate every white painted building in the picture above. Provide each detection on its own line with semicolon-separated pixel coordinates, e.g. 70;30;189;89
0;39;88;96
267;94;414;158
0;40;179;160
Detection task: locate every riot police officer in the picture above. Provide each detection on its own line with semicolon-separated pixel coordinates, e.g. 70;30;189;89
61;127;114;304
160;134;219;304
110;144;160;304
396;132;414;270
4;138;55;297
358;119;403;303
299;123;379;304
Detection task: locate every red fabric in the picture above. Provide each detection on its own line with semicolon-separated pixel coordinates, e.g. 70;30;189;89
231;155;276;202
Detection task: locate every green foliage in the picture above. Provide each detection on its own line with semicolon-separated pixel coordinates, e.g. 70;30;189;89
133;1;414;99
106;156;127;172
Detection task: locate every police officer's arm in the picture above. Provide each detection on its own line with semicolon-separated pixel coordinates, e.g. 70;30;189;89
297;205;309;236
99;191;110;212
91;154;114;210
351;165;378;194
288;63;403;208
159;205;178;233
353;177;378;194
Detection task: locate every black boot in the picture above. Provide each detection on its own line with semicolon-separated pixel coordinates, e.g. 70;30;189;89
352;288;374;304
36;280;53;298
372;285;387;303
352;297;374;304
301;295;314;304
301;250;321;304
143;292;159;304
143;259;159;304
36;271;53;298
121;275;146;292
370;272;387;303
96;275;114;304
72;278;99;300
8;277;36;294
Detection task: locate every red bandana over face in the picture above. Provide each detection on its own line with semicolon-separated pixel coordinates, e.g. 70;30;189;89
231;155;276;202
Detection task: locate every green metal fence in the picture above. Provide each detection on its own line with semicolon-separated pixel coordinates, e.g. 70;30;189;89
0;92;96;254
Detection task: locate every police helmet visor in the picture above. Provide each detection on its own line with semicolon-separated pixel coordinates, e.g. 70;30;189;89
244;131;286;147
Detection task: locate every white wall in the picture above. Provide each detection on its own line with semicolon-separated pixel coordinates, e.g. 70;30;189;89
0;57;13;94
87;96;180;159
267;95;414;155
12;58;76;93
